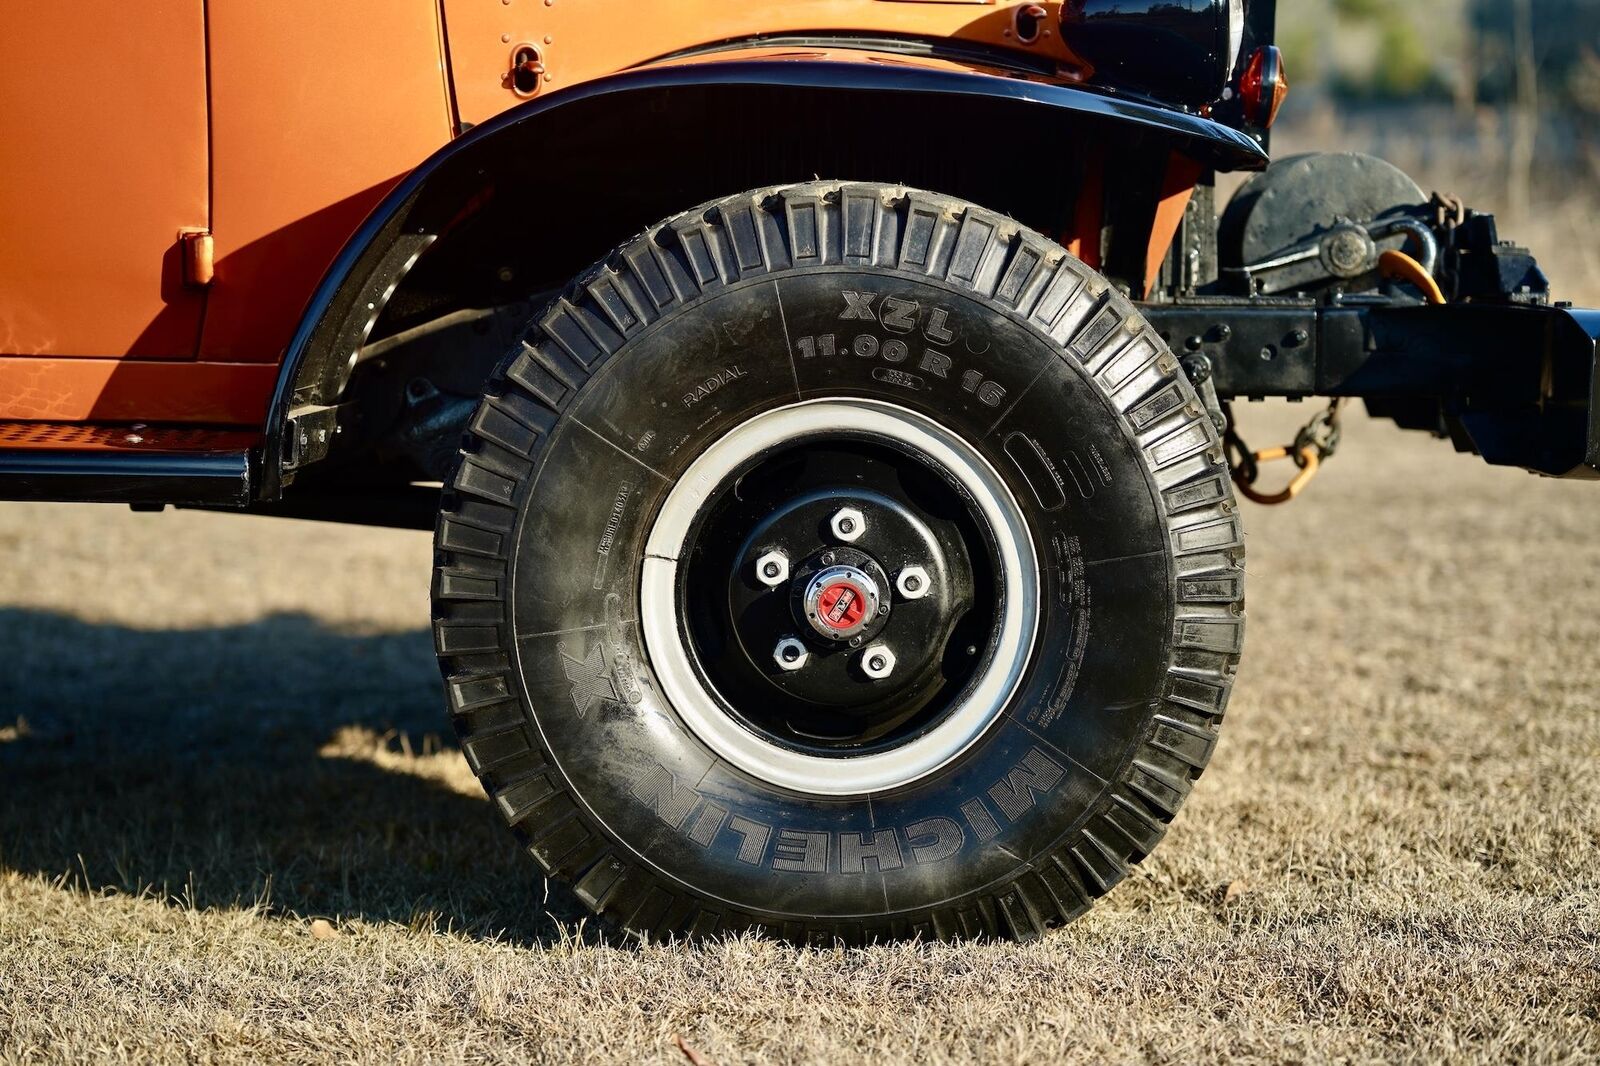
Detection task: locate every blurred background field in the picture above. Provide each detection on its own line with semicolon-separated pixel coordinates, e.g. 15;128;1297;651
1272;0;1600;303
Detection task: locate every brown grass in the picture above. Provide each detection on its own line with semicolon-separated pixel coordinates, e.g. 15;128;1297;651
3;404;1600;1064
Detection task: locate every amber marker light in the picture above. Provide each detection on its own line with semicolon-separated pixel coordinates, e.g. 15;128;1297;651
1240;45;1288;129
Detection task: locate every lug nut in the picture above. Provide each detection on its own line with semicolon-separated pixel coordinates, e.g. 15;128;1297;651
859;644;896;680
754;549;789;588
774;636;809;672
830;507;866;543
895;566;931;600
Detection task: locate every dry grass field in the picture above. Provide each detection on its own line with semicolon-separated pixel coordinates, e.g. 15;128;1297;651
3;401;1600;1064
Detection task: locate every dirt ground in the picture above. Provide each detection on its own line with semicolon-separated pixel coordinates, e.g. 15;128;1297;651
2;404;1598;1064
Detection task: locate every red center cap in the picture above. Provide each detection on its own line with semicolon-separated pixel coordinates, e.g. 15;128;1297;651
815;580;867;630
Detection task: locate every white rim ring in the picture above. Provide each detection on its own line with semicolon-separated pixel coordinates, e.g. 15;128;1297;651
640;399;1039;797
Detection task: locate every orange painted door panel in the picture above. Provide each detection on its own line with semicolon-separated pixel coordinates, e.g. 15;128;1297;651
199;2;455;362
0;3;209;358
440;0;1081;127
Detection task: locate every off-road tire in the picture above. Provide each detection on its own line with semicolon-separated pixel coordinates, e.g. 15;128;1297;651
432;181;1245;942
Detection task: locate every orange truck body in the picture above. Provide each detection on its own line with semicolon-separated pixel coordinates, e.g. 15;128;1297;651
1;1;1138;435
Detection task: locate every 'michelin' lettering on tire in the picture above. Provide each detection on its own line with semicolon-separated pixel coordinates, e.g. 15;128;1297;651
622;744;1066;873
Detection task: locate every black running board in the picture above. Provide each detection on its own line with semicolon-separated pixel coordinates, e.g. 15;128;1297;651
0;450;253;506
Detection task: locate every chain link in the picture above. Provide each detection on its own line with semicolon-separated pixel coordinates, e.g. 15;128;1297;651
1223;399;1345;506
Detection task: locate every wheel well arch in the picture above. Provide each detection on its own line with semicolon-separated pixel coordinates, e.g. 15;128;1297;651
264;57;1264;497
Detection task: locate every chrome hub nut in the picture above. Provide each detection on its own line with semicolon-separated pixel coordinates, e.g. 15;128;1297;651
859;644;897;680
773;636;809;671
829;506;866;543
895;565;931;600
754;549;789;588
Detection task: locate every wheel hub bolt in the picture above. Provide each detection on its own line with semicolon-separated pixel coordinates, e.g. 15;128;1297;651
830;507;866;543
860;644;897;680
773;636;809;672
754;549;790;589
895;566;931;600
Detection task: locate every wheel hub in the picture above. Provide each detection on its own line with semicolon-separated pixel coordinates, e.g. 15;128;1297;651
638;399;1040;796
802;564;880;640
711;478;976;731
740;504;941;713
788;545;893;649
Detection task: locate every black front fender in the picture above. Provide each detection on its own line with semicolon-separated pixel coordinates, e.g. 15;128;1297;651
264;57;1265;498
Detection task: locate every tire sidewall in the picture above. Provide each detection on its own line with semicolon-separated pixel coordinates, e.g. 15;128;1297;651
501;263;1184;923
